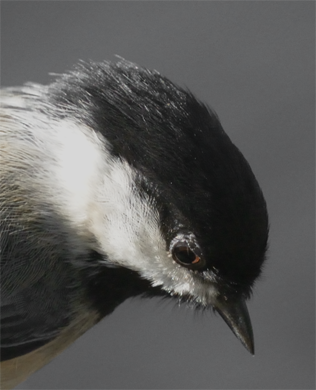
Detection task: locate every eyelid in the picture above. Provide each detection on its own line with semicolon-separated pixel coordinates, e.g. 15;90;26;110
170;232;199;251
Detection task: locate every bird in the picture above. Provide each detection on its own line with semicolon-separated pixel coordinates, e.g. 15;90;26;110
0;59;269;389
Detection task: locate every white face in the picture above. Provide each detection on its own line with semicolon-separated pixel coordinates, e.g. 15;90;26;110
1;87;218;308
34;116;218;308
85;138;219;307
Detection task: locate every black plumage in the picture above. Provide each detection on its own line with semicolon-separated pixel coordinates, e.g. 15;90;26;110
49;60;268;292
0;60;268;388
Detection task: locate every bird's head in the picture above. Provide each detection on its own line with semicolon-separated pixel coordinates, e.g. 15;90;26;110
49;60;269;354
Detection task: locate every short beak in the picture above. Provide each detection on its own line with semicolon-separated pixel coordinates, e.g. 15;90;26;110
213;295;255;355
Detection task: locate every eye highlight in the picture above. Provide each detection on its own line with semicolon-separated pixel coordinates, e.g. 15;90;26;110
170;233;204;269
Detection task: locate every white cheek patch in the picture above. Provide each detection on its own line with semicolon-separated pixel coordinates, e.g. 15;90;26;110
34;118;218;307
1;90;218;307
51;121;106;228
89;156;218;307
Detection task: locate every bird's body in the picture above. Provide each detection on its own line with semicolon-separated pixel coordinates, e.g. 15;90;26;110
0;60;268;389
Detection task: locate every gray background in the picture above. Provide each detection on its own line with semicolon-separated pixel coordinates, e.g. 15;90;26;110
1;1;315;389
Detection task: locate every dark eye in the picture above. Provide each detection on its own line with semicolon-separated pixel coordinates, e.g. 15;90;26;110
172;244;201;267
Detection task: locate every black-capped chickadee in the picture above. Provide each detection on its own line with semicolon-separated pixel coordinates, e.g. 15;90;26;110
0;60;269;389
